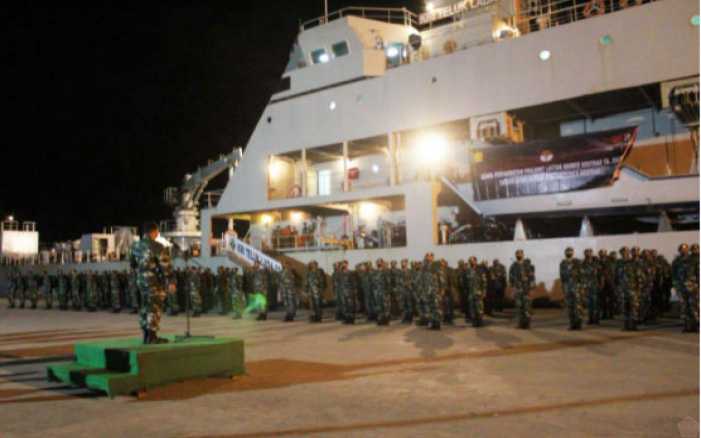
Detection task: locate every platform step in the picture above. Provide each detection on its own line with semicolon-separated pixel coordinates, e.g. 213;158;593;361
48;336;245;397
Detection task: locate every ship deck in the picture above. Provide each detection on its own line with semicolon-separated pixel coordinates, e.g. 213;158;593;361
0;303;698;437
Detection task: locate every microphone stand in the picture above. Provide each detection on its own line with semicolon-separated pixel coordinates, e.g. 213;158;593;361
171;242;214;343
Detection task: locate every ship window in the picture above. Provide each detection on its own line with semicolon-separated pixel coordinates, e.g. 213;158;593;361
311;48;330;64
331;41;349;58
318;170;332;196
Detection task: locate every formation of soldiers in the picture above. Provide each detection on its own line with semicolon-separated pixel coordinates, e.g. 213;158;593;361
560;243;699;333
5;243;698;334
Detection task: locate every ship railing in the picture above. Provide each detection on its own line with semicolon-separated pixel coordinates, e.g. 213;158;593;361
301;6;418;31
515;0;661;35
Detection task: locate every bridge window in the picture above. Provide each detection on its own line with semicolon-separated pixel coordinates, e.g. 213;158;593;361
331;41;350;58
311;48;330;64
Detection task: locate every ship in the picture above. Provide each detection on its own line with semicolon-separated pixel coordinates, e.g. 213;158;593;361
3;0;698;300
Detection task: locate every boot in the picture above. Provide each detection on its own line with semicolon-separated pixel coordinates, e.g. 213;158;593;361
416;318;428;327
142;329;150;344
112;308;121;314
472;319;483;328
148;331;169;344
377;317;389;326
401;315;413;324
256;312;267;321
343;317;355;325
428;321;441;330
130;308;139;315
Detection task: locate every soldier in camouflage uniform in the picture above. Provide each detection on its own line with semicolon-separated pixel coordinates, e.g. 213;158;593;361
17;272;27;309
510;250;532;329
340;261;356;324
372;259;392;326
437;259;453;325
26;272;39;309
305;261;324;323
358;262;376;321
560;248;583;330
84;271;98;311
617;247;640;331
398;259;415;324
187;267;203;317
101;270;112;310
597;250;611;319
673;244;693;332
422;253;442;330
226;267;244;319
251;262;269;321
7;269;17;308
277;263;296;322
684;244;699;332
129;223;176;344
215;267;229;316
581;249;600;325
639;250;656;324
42;271;53;309
457;260;470;322
110;270;122;313
332;262;343;321
652;250;671;316
468;256;487;327
57;269;68;310
389;260;402;318
70;270;82;311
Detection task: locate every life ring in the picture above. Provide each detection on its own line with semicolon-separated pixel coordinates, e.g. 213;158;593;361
583;0;605;17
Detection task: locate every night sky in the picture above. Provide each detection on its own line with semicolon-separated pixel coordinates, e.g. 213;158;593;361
4;1;422;244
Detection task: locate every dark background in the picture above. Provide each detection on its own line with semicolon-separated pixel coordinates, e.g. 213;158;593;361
3;0;421;244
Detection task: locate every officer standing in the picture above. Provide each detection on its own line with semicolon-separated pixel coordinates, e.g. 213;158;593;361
110;270;122;313
468;256;487;327
251;262;268;321
304;260;324;323
279;262;297;322
340;261;356;324
685;244;699;332
510;249;532;329
618;247;639;331
85;270;98;311
560;247;583;330
673;244;693;332
129;222;176;344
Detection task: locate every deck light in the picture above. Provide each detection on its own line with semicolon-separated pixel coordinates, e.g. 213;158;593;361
539;49;551;61
329;100;337;111
260;214;273;226
372;164;380;174
415;133;448;166
290;212;303;224
386;46;400;58
599;35;613;46
318;53;330;63
426;2;435;12
692;15;700;27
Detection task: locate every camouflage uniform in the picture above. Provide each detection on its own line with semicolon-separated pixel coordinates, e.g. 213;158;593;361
227;268;245;319
359;264;376;321
437;261;453;324
278;266;296;321
305;263;324;322
27;273;39;309
617;248;641;331
638;251;656;323
110;270;122;312
422;259;443;330
332;263;343;321
216;267;229;315
42;272;53;309
560;250;583;330
340;263;356;323
188;268;203;316
85;272;98;311
7;270;17;308
57;271;68;310
673;245;696;332
101;271;111;309
510;254;531;329
390;261;402;318
468;258;487;327
581;251;600;325
70;271;82;310
372;261;391;325
398;261;415;323
17;273;27;308
129;237;174;340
